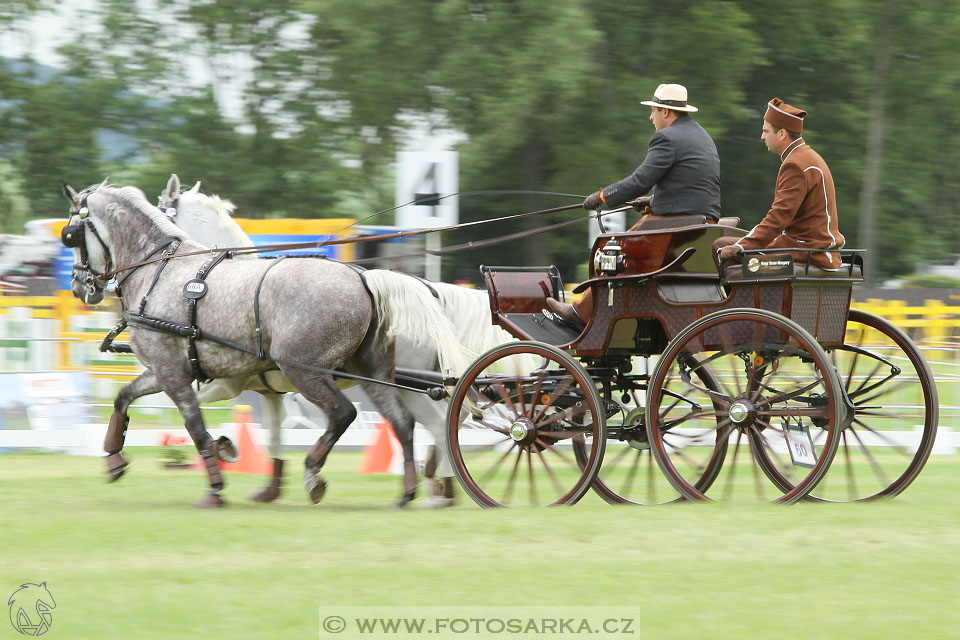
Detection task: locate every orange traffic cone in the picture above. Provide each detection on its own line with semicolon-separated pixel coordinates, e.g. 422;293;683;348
359;418;403;475
220;404;273;475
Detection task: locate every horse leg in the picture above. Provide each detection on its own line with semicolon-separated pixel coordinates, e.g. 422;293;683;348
350;340;419;507
399;389;455;508
248;391;285;502
162;379;228;508
106;371;163;481
276;370;356;504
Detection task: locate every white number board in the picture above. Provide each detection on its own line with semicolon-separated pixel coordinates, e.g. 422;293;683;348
395;151;458;229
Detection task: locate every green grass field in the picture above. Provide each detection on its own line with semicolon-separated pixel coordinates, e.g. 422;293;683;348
1;449;959;639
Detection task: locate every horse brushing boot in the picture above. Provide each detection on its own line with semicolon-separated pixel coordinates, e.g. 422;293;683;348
249;459;284;502
304;442;330;504
396;460;418;508
104;411;130;482
197;454;226;508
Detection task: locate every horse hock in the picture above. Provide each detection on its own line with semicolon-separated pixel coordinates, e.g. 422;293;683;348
104;411;130;481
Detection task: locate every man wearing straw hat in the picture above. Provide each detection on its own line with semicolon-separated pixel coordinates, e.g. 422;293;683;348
713;97;845;270
546;83;721;330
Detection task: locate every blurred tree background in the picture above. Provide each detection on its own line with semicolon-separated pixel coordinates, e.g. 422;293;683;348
1;0;958;284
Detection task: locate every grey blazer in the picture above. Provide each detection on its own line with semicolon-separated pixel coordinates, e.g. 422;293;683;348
602;117;721;220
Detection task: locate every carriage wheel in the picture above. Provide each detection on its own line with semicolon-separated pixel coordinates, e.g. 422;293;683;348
573;357;727;505
755;309;939;501
646;309;844;504
446;342;606;507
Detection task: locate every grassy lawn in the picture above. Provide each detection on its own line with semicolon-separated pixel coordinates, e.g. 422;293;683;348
1;449;958;639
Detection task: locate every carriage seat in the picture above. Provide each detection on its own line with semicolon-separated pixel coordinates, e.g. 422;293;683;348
631;214;709;230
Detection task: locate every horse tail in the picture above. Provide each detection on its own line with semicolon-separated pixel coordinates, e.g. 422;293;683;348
360;270;473;376
432;282;540;375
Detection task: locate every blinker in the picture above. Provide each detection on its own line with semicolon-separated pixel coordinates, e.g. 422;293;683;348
61;224;84;248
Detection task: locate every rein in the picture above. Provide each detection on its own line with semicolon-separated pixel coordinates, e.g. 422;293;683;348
95;201;589;282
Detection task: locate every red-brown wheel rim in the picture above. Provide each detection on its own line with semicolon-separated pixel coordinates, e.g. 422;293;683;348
446;342;606;508
757;309;939;501
646;309;843;504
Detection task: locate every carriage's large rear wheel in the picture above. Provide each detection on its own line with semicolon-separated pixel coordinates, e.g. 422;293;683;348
646;309;845;504
755;309;939;501
446;342;606;507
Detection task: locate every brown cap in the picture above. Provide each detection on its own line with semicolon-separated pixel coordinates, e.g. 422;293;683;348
764;98;806;134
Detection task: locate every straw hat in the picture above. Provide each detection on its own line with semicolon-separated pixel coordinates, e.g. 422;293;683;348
640;84;699;113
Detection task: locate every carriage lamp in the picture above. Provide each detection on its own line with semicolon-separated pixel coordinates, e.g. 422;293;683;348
594;239;626;275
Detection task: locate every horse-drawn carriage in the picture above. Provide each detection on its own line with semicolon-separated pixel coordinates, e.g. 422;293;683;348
444;214;939;507
60;180;938;509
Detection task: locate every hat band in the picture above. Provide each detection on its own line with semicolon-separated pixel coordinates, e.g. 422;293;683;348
652;97;687;107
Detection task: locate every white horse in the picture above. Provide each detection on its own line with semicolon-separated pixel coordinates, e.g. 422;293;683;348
158;175;523;506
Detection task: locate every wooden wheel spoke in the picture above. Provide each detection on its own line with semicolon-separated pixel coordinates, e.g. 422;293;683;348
846;425;892;487
533;374;576;422
501;448;524;505
722;428;744;499
533;443;564;496
527;371;547;419
851;418;914;456
478;442;519;485
527;449;538;505
490;380;520;418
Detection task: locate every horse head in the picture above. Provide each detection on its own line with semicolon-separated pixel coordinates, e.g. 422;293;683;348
61;178;189;304
157;174;252;250
60;178;113;304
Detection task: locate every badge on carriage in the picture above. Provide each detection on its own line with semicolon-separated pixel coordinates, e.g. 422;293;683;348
782;417;817;468
742;253;794;278
183;279;208;298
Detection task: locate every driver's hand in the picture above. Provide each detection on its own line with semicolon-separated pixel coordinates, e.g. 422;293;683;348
718;244;742;261
582;190;603;210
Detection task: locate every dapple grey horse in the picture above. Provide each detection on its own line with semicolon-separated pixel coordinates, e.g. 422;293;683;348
156;174;529;506
61;179;469;507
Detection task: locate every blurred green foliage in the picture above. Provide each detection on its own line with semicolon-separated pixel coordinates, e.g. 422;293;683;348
0;0;958;283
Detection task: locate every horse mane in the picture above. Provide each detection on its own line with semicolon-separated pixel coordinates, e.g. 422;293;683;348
102;186;191;241
174;189;254;249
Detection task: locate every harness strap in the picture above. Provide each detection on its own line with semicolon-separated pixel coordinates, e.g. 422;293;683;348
99;317;132;353
131;239;182;315
116;237;181;291
253;257;287;359
123;311;446;398
186;251;231;383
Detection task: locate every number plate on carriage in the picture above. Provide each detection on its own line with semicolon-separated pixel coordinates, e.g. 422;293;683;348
783;421;817;468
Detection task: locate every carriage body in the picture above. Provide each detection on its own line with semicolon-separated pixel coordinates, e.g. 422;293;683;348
451;217;936;508
481;221;863;357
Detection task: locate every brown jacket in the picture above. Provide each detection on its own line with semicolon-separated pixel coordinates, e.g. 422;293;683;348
736;139;845;269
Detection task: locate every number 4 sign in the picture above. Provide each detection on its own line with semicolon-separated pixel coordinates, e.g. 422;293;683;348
395;151;458;229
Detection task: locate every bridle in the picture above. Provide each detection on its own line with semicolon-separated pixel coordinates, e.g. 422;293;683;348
61;191;113;300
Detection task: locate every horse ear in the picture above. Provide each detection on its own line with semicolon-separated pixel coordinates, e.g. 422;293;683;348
61;181;80;206
100;176;110;188
165;174;180;199
189;181;201;194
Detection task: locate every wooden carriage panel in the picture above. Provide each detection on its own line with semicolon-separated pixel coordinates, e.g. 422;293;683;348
482;267;560;315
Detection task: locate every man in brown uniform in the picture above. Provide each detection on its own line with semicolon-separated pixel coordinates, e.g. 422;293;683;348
714;98;844;270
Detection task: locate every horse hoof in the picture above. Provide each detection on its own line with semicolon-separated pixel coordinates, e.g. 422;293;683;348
215;436;239;463
305;475;327;504
395;491;416;509
105;453;128;483
248;485;279;503
422;495;454;509
197;492;226;508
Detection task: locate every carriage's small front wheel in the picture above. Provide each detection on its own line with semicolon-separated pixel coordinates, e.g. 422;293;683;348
446;342;606;507
646;309;845;504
